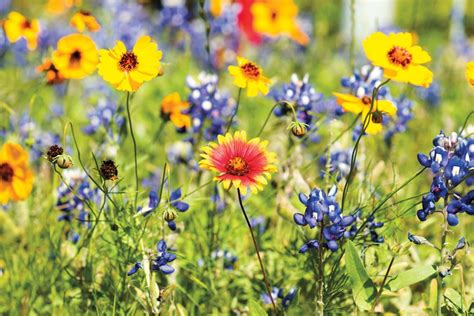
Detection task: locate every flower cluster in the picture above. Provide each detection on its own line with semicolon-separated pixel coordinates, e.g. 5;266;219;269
128;240;177;276
185;72;235;141
318;149;352;182
383;96;414;145
417;131;474;225
83;97;125;138
261;287;297;310
293;186;356;252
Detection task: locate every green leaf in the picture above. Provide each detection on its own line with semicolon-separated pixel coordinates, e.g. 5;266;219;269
444;288;465;314
385;265;437;291
344;240;377;311
248;299;268;316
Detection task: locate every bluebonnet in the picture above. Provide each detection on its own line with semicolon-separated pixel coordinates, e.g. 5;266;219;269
128;240;176;276
416;81;441;107
185;72;234;141
293;186;355;252
166;141;198;170
165;188;190;231
211;186;226;213
364;215;384;243
56;169;101;243
261;287;297;309
250;216;266;234
137;191;160;217
83;97;125;138
416;131;474;225
319;149;352;182
384;96;413;146
208;249;238;270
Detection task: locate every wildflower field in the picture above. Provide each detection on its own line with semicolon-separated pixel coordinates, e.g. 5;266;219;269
1;0;474;314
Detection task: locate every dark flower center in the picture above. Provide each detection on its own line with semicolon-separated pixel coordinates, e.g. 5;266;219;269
361;96;372;105
371;111;384;124
0;163;14;183
46;145;63;162
271;11;278;20
22;20;32;29
100;160;118;180
241;62;260;79
387;46;412;68
70;50;82;64
119;52;139;72
80;10;91;16
226;157;249;176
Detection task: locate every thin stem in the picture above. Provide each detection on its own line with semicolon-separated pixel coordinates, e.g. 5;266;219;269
371;256;395;313
225;88;242;134
317;222;325;315
437;199;449;316
256;102;281;137
126;91;139;212
236;188;277;313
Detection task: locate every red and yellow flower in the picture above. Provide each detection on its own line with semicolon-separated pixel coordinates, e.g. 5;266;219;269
36;58;65;85
161;92;191;130
97;35;162;92
363;32;433;87
466;61;474;86
333;93;397;135
3;11;40;50
199;131;277;194
228;56;270;97
52;33;98;79
70;10;100;33
0;143;34;205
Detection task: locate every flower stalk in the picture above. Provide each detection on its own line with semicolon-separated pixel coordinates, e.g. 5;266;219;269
126;91;139;211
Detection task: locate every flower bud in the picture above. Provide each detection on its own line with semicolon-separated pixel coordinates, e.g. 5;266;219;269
56;154;73;169
100;160;118;180
46;144;63;163
163;208;177;222
288;121;308;138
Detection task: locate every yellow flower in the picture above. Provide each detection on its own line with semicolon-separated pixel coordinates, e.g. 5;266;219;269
209;0;231;17
52;33;98;79
466;61;474;86
161;92;191;129
333;92;397;135
70;10;100;33
251;0;309;45
0;142;34;205
97;35;163;92
46;0;81;14
3;11;40;50
199;131;277;195
363;32;433;87
228;56;270;97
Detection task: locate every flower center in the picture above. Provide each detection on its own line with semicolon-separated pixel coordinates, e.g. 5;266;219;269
387;46;412;68
361;96;372;105
0;163;14;183
70;50;82;65
226;157;249;176
241;62;260;79
119;52;139;72
22;20;32;29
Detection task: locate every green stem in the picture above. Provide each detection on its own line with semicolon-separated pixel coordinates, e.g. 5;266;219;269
371;256;395;313
437;199;449;316
237;188;277;313
225;88;242;134
126;91;139;212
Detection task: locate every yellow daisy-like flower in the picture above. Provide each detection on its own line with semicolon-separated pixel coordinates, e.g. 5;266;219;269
46;0;81;14
3;11;40;50
0;142;34;205
70;11;100;33
97;35;163;92
52;33;98;79
466;61;474;86
363;32;433;87
228;56;270;97
251;0;309;45
199;131;277;195
161;92;191;129
333;92;397;135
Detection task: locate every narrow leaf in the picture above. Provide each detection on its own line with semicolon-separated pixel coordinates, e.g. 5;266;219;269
344;240;377;311
385;265;436;291
248;299;268;316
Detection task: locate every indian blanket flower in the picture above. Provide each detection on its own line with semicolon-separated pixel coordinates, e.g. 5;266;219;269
333;92;397;134
52;33;98;79
161;92;191;131
97;35;162;92
70;11;101;33
363;32;433;87
3;11;40;50
0;142;34;205
199;131;277;194
228;56;270;97
251;0;309;45
466;61;474;86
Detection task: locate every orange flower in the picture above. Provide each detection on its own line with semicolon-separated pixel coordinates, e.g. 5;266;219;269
161;92;191;130
70;11;100;32
199;131;277;194
0;143;34;205
3;11;40;50
36;59;65;85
